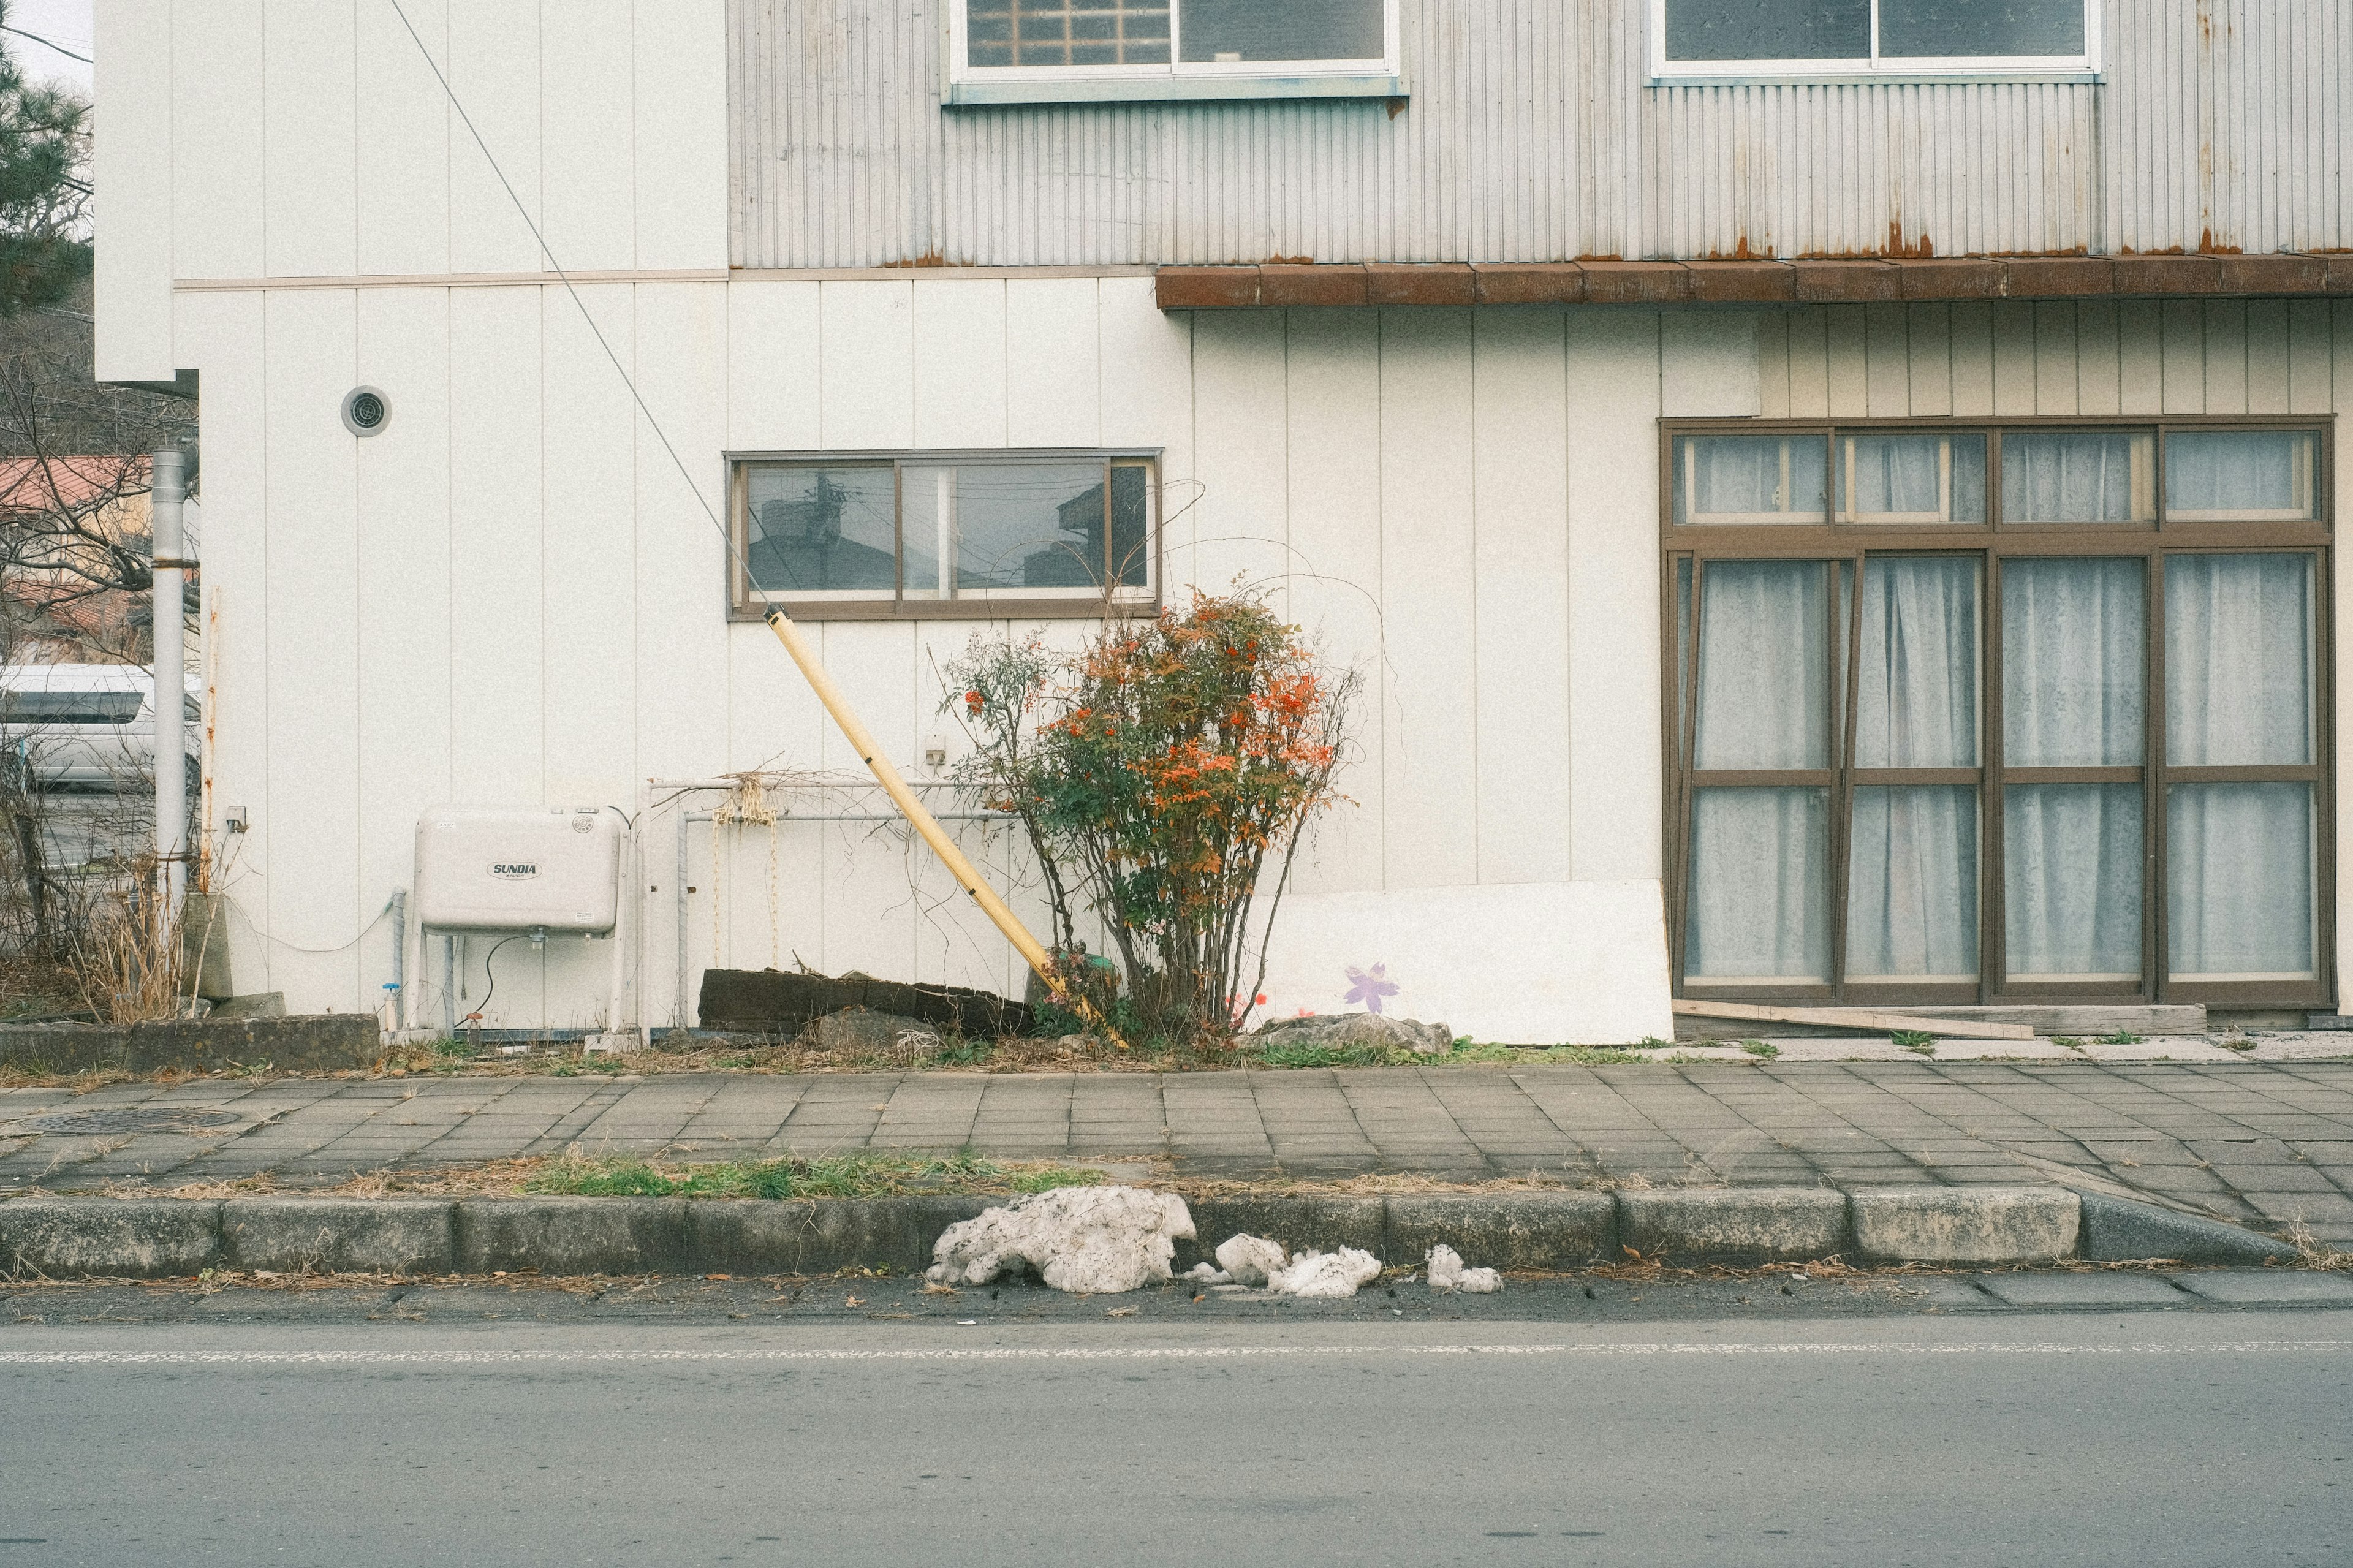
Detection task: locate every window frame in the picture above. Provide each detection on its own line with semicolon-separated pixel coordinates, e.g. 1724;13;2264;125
1648;0;2102;85
944;0;1404;105
727;449;1165;623
1660;415;2336;1012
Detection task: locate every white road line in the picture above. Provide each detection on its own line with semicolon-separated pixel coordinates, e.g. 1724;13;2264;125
0;1341;2347;1367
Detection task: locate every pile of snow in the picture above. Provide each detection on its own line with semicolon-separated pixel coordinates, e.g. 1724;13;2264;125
926;1186;1195;1294
1216;1233;1288;1287
1267;1247;1383;1298
1427;1244;1502;1293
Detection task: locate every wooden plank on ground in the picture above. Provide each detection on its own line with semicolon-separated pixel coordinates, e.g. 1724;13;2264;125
1670;999;2035;1041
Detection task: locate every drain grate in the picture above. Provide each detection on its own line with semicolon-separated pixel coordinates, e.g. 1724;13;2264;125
20;1106;241;1136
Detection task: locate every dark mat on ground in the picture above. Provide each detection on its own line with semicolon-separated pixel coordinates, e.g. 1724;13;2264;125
697;967;1031;1038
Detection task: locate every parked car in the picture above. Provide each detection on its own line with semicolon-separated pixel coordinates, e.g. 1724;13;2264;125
0;664;200;793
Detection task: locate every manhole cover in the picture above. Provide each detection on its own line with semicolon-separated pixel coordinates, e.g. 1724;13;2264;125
20;1107;241;1136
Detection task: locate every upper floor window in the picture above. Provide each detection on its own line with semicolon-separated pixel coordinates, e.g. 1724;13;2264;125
1653;0;2099;81
730;452;1160;621
948;0;1401;104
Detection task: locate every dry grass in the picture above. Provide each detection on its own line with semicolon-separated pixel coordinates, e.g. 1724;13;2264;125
69;866;184;1025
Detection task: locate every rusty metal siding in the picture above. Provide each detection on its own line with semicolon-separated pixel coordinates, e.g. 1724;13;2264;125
729;0;2350;268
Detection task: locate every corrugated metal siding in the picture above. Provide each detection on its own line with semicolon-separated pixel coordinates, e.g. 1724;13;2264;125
729;0;2349;268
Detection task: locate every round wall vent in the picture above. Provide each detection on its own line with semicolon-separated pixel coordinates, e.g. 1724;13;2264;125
341;385;390;437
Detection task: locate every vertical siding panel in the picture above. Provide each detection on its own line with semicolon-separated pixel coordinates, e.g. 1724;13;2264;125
1756;311;1791;420
1283;310;1385;896
1471;310;1572;886
355;0;450;276
540;0;637;273
727;282;822;450
446;2;542;274
2160;299;2205;415
2288;300;2335;415
2076;299;2122;417
1990;301;2037;416
1906;304;1952;418
2244;300;2292;415
1376;309;1479;890
1948;301;1995;417
2032;301;2079;417
817;281;916;449
2203;300;2250;415
1004;278;1104;448
912;279;1010;449
1563;311;1662;882
1863;302;1909;417
172;0;266;281
2118;300;2166;417
1785;306;1830;418
1189;312;1291;611
260;0;357;279
1824;306;1868;419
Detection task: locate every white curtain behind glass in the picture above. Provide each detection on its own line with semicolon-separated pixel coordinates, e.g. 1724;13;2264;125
2165;553;2316;979
2165;431;2313;518
1687;561;1832;981
2001;558;2145;980
1846;437;1941;515
2001;433;2146;522
1846;557;1978;980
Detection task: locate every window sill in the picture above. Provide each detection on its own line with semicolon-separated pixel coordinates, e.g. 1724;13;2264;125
947;73;1403;106
730;599;1161;624
1650;69;2099;88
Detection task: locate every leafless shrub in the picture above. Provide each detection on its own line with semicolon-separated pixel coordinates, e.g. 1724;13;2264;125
70;855;183;1023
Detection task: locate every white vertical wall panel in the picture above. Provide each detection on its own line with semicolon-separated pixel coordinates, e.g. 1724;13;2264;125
729;0;2350;267
541;1;637;274
817;282;915;449
355;0;451;276
260;0;357;279
260;289;363;1010
912;280;1010;449
635;0;732;270
1005;279;1104;449
93;0;175;381
445;2;545;275
169;0;265;282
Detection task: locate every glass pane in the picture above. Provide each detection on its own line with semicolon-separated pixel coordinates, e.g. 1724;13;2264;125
1694;560;1830;770
1686;787;1832;983
2164;430;2319;521
900;466;951;599
1664;0;1868;61
1674;557;1693;758
2164;553;2313;765
2004;784;2143;982
745;466;897;596
1847;786;1979;982
0;691;142;724
1109;463;1151;587
1855;556;1979;768
954;463;1114;593
2002;558;2144;766
2169;782;2315;981
1178;0;1383;62
967;0;1172;67
2000;431;2154;523
1674;435;1827;525
1879;0;2086;58
1836;434;1985;524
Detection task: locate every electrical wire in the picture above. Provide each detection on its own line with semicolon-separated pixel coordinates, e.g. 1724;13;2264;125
467;933;526;1025
0;23;91;64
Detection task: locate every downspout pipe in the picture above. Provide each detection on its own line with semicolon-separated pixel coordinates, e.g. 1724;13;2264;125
151;449;190;929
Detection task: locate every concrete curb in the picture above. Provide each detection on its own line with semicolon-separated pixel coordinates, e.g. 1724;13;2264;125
0;1185;2311;1282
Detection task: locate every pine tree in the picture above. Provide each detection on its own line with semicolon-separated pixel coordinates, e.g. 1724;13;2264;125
0;0;89;318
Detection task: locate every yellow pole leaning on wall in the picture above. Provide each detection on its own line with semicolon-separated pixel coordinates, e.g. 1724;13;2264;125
762;607;1123;1045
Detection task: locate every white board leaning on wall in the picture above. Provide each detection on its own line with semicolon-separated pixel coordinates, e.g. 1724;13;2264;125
1249;880;1674;1047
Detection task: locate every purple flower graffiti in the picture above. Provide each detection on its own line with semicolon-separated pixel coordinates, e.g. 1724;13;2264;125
1342;963;1400;1015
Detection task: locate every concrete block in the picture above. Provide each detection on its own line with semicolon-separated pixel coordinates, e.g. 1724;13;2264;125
1177;1195;1385;1271
1383;1192;1616;1271
0;1197;221;1279
1616;1187;1849;1264
454;1198;690;1275
221;1198;455;1274
1851;1186;2079;1265
2077;1191;2302;1265
689;1195;993;1276
1974;1271;2191;1308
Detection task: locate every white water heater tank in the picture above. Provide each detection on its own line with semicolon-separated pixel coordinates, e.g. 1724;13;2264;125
413;805;622;934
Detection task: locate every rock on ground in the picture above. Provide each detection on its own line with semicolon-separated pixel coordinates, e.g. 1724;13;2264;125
805;1007;941;1058
926;1186;1195;1295
1214;1233;1289;1288
1427;1244;1502;1293
1267;1247;1384;1298
1252;1013;1453;1054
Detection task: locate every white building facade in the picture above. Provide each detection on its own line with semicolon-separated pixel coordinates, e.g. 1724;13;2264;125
94;1;2353;1036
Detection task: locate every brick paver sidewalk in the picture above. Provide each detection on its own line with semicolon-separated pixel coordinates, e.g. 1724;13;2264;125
4;1062;2351;1243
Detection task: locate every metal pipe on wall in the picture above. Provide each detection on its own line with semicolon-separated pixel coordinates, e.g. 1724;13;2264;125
150;449;189;926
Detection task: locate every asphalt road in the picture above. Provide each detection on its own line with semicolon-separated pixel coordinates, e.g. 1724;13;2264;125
3;1298;2349;1567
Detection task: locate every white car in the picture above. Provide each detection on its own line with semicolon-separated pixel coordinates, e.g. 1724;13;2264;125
0;664;202;793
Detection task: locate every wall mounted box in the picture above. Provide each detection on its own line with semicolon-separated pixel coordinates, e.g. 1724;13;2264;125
413;806;622;935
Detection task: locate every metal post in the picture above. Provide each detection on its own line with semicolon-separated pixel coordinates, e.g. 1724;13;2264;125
151;450;190;925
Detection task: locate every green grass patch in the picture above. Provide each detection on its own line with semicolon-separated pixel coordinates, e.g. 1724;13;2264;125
1740;1039;1779;1058
1890;1029;1935;1053
520;1151;1105;1201
1248;1039;1643;1069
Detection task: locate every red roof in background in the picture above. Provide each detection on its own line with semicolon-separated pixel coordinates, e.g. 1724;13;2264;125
0;455;150;514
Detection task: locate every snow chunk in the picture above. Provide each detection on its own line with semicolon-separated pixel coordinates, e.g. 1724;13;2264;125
1427;1244;1502;1293
926;1186;1195;1295
1213;1233;1289;1289
1267;1246;1383;1298
1181;1262;1232;1284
